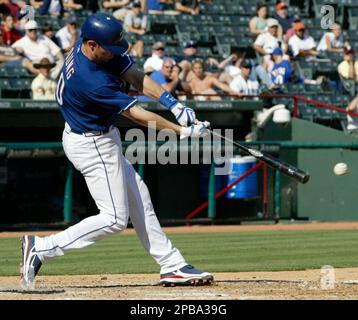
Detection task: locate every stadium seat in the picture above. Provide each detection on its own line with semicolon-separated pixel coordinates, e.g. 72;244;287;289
299;105;320;121
304;83;323;93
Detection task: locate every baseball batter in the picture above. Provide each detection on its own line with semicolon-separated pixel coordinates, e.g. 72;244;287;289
21;13;213;289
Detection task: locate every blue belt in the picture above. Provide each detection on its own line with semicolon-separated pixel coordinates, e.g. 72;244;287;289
72;129;111;137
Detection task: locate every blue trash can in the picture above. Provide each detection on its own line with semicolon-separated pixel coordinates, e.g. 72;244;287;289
226;156;258;199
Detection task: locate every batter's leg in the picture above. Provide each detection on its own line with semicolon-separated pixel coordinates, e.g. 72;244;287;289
123;157;187;274
34;129;130;259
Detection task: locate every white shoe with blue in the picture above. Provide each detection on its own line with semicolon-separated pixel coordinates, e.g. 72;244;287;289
20;235;43;290
159;265;214;286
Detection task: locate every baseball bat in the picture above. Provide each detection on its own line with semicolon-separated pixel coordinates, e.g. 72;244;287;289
209;130;310;184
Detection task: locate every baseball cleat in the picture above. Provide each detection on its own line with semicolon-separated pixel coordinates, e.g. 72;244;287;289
20;235;42;290
159;265;214;287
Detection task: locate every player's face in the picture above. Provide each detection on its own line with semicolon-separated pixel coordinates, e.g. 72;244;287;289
93;45;114;63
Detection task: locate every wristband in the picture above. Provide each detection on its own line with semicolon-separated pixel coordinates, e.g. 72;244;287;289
159;91;178;110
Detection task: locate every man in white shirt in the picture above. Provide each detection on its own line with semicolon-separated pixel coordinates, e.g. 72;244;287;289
253;18;281;56
12;20;64;79
55;16;80;53
31;57;57;100
143;41;167;74
288;22;318;60
230;59;260;96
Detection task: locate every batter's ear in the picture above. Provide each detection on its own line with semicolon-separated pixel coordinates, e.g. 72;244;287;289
87;40;97;51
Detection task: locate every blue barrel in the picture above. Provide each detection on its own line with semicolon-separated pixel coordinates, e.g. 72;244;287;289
226;156;258;199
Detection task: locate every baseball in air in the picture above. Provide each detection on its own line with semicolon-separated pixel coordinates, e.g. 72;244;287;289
333;163;348;176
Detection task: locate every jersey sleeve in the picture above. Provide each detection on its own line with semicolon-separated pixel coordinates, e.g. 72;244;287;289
109;53;134;77
89;83;137;112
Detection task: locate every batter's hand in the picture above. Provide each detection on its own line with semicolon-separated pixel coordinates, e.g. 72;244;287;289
171;102;196;127
180;121;211;139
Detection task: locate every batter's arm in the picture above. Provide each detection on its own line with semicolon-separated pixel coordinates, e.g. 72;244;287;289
121;65;198;127
122;105;181;134
120;65;165;99
122;105;210;138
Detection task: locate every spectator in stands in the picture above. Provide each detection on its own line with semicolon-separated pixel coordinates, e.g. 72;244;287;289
0;14;23;47
146;0;178;14
42;23;60;47
143;41;167;74
176;40;199;80
174;0;199;15
249;3;268;36
288;22;318;60
230;59;260;96
12;20;64;78
0;0;19;22
338;48;358;84
63;0;83;11
273;2;298;34
139;58;191;100
285;18;301;42
29;0;43;10
55;16;80;53
253;18;283;57
38;0;64;17
123;0;147;56
31;57;57;100
101;0;145;21
270;47;293;86
189;59;237;101
215;52;246;84
317;23;347;53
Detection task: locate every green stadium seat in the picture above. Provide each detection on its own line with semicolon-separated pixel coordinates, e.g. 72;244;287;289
0;67;8;77
10;79;32;89
287;83;305;93
0;79;11;89
304;83;322;93
299;105;319;121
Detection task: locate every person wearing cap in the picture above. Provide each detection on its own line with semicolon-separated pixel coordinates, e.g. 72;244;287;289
230;59;260;96
189;59;238;101
249;3;269;36
253;18;283;57
31;57;57;100
176;40;199;81
12;20;64;78
270;47;293;85
338;48;358;83
174;0;199;15
101;0;145;22
19;12;213;290
288;22;318;60
143;41;167;73
123;0;147;57
317;23;347;53
55;16;81;53
273;2;299;34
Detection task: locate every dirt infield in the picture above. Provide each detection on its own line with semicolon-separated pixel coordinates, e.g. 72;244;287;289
1;269;358;300
2;222;358;300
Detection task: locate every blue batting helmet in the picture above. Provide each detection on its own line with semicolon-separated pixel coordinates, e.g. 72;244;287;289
81;13;129;55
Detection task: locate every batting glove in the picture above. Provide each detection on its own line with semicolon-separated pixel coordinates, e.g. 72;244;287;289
180;121;211;139
171;102;197;127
